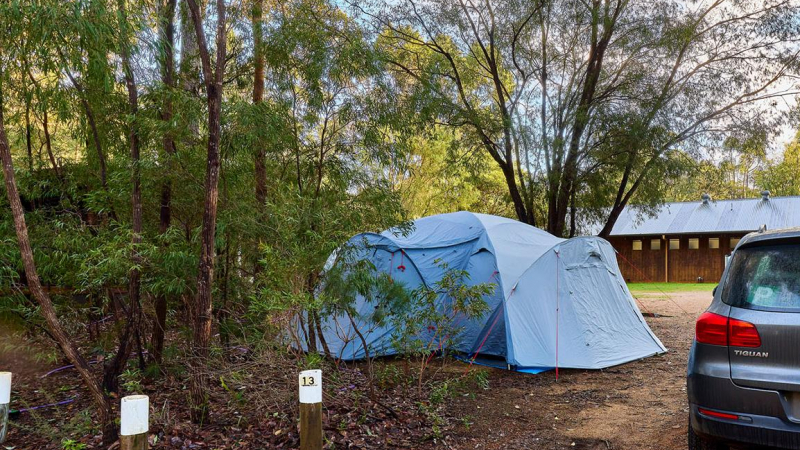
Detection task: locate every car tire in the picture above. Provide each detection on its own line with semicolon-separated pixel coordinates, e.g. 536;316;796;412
688;419;728;450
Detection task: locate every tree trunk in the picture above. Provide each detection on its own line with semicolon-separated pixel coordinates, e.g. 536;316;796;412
179;0;204;97
100;0;145;410
598;205;624;239
500;160;530;225
598;151;654;238
24;101;33;172
186;0;227;423
252;0;267;206
306;312;318;353
24;69;62;179
548;0;620;236
41;109;60;179
252;0;267;284
119;0;143;313
152;0;178;365
569;185;577;238
0;66;112;444
313;311;331;359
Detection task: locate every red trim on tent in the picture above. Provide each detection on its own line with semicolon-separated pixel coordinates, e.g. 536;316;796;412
464;270;506;374
556;250;560;381
398;250;406;272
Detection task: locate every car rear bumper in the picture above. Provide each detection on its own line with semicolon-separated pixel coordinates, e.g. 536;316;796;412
690;403;800;449
688;341;800;449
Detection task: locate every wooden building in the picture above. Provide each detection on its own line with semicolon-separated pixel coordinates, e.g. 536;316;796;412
604;192;800;283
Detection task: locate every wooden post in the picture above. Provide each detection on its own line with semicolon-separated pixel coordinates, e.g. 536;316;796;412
120;395;148;450
299;369;322;450
0;372;9;443
664;235;669;283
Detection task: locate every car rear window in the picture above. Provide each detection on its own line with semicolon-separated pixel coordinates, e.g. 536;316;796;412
723;244;800;312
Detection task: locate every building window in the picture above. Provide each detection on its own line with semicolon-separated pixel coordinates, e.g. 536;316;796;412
709;238;720;249
731;237;741;248
632;240;642;251
670;239;680;250
651;239;661;250
689;238;700;250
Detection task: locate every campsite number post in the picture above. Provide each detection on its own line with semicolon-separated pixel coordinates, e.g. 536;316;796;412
120;395;149;450
0;372;10;443
299;369;323;450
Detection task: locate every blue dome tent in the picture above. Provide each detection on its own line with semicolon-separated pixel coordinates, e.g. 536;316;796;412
308;211;666;373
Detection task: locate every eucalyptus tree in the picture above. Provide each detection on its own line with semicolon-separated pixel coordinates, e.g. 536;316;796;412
102;0;146;396
593;0;800;237
757;133;800;196
241;0;408;353
184;0;228;423
0;93;116;441
0;2;118;443
365;0;800;236
252;0;267;206
151;0;178;364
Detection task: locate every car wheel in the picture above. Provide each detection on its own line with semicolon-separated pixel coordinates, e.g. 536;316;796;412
688;419;728;450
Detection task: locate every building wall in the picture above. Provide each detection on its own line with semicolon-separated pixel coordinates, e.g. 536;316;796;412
608;233;747;283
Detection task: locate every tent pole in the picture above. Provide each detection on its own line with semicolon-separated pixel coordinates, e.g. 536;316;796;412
555;251;560;382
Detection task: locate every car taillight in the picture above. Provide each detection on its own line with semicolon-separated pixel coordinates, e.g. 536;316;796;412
695;312;761;348
696;312;729;346
729;318;761;348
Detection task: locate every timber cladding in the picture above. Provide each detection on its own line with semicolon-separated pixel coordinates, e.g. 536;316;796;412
609;234;745;283
600;194;800;283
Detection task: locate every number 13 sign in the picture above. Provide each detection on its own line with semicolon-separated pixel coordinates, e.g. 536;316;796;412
299;369;322;404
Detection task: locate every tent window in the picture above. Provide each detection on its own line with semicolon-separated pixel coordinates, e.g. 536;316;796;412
709;238;720;249
731;238;741;248
650;239;661;250
669;239;680;250
689;238;700;250
632;240;643;251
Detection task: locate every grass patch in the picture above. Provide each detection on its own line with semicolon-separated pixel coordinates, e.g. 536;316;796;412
627;282;716;294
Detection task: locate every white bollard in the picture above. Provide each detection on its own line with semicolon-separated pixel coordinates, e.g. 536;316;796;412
299;369;322;450
120;395;149;450
0;372;10;443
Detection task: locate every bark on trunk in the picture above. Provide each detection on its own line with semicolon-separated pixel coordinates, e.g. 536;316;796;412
41;109;60;179
24;102;33;172
598;205;623;239
186;0;227;423
152;0;178;364
119;0;143;323
252;0;267;283
24;69;61;179
179;0;203;97
314;311;331;359
252;0;267;206
547;0;620;237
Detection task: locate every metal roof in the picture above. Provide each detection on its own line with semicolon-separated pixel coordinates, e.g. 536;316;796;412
607;193;800;236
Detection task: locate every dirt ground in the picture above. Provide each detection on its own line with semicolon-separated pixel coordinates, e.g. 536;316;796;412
0;289;711;450
445;290;713;450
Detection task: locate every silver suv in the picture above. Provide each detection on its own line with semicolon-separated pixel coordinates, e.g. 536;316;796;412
688;228;800;450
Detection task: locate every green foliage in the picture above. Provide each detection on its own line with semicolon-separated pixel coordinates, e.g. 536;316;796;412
390;261;493;359
375;363;409;389
219;374;247;406
756;133;800;196
61;439;88;450
120;368;143;393
0;0;797;444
